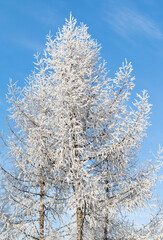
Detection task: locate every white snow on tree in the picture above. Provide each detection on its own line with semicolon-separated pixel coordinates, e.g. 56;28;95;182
0;14;162;240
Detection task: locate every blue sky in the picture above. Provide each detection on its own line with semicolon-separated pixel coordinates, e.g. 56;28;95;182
0;0;162;224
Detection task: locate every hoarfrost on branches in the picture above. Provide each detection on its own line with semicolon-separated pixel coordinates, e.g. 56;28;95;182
0;14;162;240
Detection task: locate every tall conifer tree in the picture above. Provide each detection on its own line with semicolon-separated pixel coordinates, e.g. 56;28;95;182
0;15;162;240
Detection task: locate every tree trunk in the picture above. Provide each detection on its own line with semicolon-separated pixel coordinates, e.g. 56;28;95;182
40;170;45;240
77;206;83;240
70;111;84;240
104;212;108;240
104;161;109;240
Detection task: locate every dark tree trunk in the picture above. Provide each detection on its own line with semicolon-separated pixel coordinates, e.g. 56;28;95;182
40;170;45;240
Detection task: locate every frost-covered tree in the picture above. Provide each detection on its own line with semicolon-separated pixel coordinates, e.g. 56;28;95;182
0;14;162;240
84;207;163;240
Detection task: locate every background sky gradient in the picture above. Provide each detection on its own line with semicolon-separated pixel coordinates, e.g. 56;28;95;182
0;0;162;226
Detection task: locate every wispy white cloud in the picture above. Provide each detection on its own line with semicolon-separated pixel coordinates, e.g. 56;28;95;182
28;8;60;27
12;36;44;52
105;6;163;40
23;2;63;28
